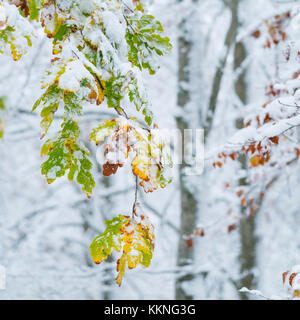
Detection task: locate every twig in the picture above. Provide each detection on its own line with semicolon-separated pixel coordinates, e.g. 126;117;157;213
132;175;139;218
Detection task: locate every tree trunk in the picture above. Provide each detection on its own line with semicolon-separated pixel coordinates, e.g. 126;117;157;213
234;40;258;299
204;0;239;137
175;7;198;300
175;0;242;299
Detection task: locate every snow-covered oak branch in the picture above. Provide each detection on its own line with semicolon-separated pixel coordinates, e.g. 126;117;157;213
0;0;172;286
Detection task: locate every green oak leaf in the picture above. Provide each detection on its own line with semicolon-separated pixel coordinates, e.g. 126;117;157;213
41;120;95;197
90;120;118;145
28;0;43;21
89;215;130;264
125;14;172;74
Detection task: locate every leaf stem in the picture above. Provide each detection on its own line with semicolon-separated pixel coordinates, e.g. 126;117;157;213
132;175;139;218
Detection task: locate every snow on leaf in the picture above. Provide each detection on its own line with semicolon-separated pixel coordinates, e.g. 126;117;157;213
90;214;155;286
53;23;68;41
129;125;172;192
72;144;95;198
63;91;82;119
90;118;172;192
128;78;148;112
142;106;153;126
104;76;125;108
125;14;172;74
7;0;172;201
90;120;118;145
89;215;130;265
116;220;154;286
33;83;63;137
0;2;34;60
28;0;43;21
40;1;65;38
41;120;95;197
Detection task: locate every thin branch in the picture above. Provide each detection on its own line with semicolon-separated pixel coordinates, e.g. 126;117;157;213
138;188;179;233
132;175;139;218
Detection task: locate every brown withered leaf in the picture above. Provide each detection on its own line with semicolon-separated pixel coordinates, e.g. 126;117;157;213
11;0;30;17
228;224;237;233
186;237;194;248
225;182;230;189
264;39;271;48
289;273;298;287
213;161;223;168
247;143;256;154
236;190;244;198
244;120;251;127
269;136;279;144
282;271;289;284
264;113;273;124
229;153;237;161
102;163;120;176
241;196;247;207
252;30;261;38
292;71;300;79
194;228;205;237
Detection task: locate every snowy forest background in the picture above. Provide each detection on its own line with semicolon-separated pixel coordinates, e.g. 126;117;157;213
1;0;300;300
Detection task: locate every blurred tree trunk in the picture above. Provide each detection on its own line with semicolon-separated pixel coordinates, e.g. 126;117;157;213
205;0;239;136
234;35;258;300
175;0;243;299
175;1;198;300
204;0;259;299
